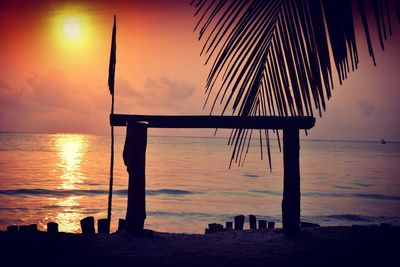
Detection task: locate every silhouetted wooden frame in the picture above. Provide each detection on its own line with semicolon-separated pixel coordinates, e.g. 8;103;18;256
111;114;315;234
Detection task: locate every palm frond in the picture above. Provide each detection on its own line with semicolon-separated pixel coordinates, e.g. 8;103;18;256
192;0;397;168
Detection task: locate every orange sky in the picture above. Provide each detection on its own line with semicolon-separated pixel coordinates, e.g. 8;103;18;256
0;0;399;141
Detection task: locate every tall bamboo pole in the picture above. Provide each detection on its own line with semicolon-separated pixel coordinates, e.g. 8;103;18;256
107;15;116;222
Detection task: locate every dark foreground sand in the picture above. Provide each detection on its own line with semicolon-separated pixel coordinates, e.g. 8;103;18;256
1;225;399;267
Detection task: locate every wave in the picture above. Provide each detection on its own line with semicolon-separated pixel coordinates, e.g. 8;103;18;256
324;214;373;222
242;174;260;178
0;188;197;197
249;190;400;201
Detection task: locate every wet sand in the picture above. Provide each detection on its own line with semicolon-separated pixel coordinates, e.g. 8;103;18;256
1;225;398;267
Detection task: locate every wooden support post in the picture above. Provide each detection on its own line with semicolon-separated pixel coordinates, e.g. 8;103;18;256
282;127;301;234
123;122;148;234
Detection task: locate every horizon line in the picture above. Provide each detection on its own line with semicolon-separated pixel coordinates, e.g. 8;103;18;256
0;130;398;143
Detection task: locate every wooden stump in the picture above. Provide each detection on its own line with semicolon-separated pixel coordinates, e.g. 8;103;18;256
47;222;58;233
282;128;301;234
226;221;233;230
234;215;245;230
80;216;95;234
7;225;18;232
258;220;267;229
118;218;126;231
98;219;110;234
123;122;148;234
249;215;257;230
268;221;275;229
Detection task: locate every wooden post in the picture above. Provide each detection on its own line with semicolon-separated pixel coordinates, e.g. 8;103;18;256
123;122;148;234
80;216;95;234
249;215;257;229
234;215;245;230
47;222;58;233
282;127;301;234
98;219;110;234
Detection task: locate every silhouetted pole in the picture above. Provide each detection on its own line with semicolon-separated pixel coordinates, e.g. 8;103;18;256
107;15;116;222
282;127;301;234
123;122;147;233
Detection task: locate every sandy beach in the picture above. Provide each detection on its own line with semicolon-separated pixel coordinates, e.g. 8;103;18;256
1;225;398;267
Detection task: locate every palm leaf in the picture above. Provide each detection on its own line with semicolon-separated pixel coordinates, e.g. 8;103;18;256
192;0;398;168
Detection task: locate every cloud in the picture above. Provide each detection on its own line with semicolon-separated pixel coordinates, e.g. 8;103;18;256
116;76;202;114
0;72;204;133
357;100;376;117
0;70;109;133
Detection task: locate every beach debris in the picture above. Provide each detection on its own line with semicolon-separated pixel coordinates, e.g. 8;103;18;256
301;221;320;228
7;225;18;232
234;215;245;230
98;218;110;234
80;216;95;235
47;222;59;233
118;218;126;232
249;215;257;230
268;221;275;229
226;221;233;230
258;220;267;229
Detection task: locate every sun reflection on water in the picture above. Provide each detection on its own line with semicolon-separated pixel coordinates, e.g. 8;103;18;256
56;196;82;233
56;134;87;189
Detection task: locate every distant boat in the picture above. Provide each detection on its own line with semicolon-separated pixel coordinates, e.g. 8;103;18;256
381;139;386;144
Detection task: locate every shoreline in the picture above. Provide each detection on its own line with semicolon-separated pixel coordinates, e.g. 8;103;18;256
1;225;398;267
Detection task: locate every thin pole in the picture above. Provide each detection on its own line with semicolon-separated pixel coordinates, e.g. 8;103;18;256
107;15;116;223
108;94;114;221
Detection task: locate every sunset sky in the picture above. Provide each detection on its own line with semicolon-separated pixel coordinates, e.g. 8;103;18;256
0;0;399;141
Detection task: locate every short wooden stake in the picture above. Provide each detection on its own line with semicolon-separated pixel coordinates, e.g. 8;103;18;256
249;215;257;230
80;216;95;234
234;215;245;230
98;219;110;234
123;122;148;234
7;225;18;232
118;218;126;231
47;222;58;233
226;221;233;230
268;221;275;229
258;220;267;229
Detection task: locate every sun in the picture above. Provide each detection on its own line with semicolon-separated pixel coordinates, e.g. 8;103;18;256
50;4;94;51
63;18;81;39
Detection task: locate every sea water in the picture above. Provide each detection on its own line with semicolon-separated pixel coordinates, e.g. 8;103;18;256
0;133;399;233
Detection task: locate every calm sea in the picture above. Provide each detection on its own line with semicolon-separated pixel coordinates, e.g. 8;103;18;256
0;133;399;233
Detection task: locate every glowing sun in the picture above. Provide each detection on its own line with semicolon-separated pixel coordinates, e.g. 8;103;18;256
50;5;94;51
63;18;81;39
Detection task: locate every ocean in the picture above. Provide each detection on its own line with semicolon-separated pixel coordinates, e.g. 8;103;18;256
0;132;399;233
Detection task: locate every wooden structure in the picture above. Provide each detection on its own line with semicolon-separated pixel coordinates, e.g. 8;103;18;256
111;114;315;234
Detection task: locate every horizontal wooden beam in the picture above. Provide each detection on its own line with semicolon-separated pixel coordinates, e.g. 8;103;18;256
110;114;315;130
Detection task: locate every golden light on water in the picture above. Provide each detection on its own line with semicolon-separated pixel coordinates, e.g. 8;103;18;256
56;134;87;189
55;196;82;233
